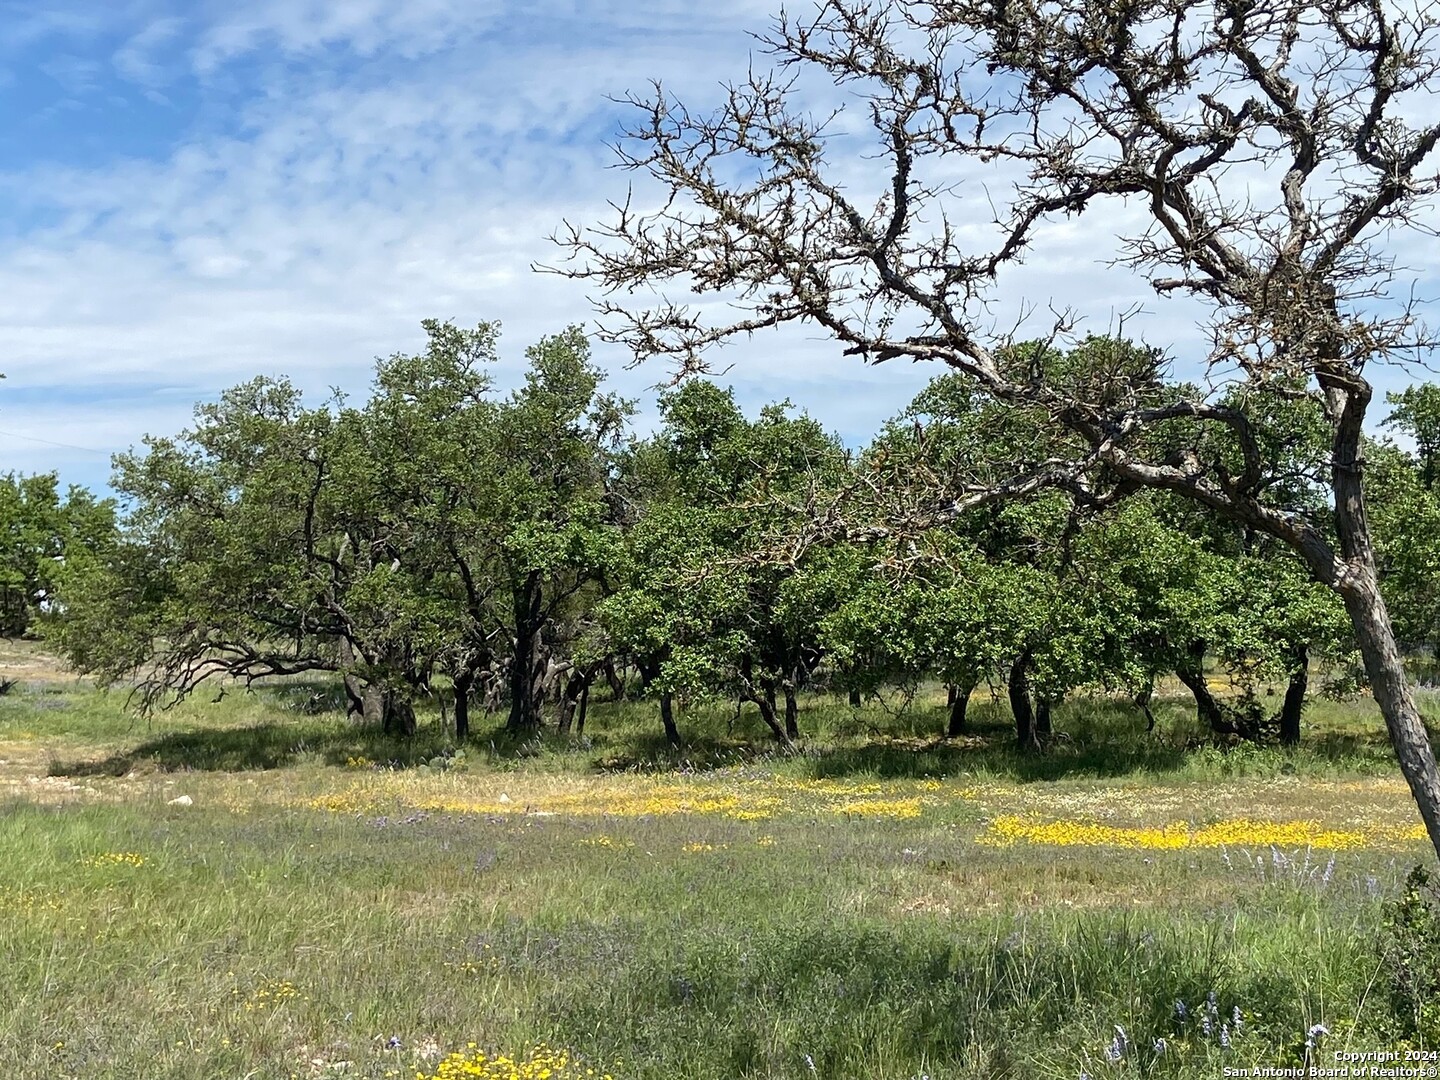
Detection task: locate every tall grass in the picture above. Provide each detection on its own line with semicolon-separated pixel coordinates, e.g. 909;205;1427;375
0;650;1435;1078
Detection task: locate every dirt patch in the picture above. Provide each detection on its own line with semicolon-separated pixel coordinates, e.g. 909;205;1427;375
0;639;80;686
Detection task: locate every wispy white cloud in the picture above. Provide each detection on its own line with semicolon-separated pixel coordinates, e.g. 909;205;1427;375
112;16;185;91
0;0;1434;497
0;1;814;491
1;3;117;52
37;53;103;96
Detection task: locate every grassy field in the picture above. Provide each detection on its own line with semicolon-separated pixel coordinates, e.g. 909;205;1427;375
3;640;1440;1080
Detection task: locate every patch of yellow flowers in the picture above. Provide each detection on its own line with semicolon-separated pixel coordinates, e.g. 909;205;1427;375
232;977;306;1012
0;887;64;912
80;851;147;867
418;1043;611;1080
303;777;939;823
981;815;1429;851
833;797;926;820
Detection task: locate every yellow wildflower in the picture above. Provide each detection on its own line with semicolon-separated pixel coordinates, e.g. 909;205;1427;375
80;852;147;867
978;815;1416;851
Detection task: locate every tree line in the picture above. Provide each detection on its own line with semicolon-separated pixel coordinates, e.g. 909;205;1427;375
6;323;1435;753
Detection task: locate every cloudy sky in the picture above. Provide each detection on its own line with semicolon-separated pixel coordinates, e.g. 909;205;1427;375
0;1;1432;496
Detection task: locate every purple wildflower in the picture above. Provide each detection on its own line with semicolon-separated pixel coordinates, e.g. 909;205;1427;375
1106;1026;1130;1063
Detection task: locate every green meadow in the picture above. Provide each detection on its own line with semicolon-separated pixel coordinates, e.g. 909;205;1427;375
3;640;1439;1080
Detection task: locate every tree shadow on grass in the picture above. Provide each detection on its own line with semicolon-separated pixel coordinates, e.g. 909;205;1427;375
43;687;1399;783
797;732;1193;782
790;711;1398;783
47;720;460;776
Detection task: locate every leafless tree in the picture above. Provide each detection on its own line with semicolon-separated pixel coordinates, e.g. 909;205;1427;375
549;0;1440;859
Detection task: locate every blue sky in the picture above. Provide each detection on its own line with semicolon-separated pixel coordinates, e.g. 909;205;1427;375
2;0;958;495
0;2;1431;495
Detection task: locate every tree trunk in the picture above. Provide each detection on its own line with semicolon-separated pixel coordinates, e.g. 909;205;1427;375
659;690;681;748
556;667;594;736
1337;565;1440;860
1279;644;1308;747
604;657;626;701
1035;696;1053;738
556;682;576;736
506;636;545;732
752;689;791;747
363;684;416;737
848;687;862;708
480;662;505;713
507;571;546;733
338;637;366;720
1174;640;1256;738
1317;378;1440;863
1009;652;1037;749
453;669;473;742
1135;681;1157;732
576;680;590;736
739;656;793;747
946;679;975;738
362;682;387;729
783;679;800;740
384;695;417;737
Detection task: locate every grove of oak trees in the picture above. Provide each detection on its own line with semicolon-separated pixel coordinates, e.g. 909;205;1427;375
550;0;1440;862
36;322;1437;768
